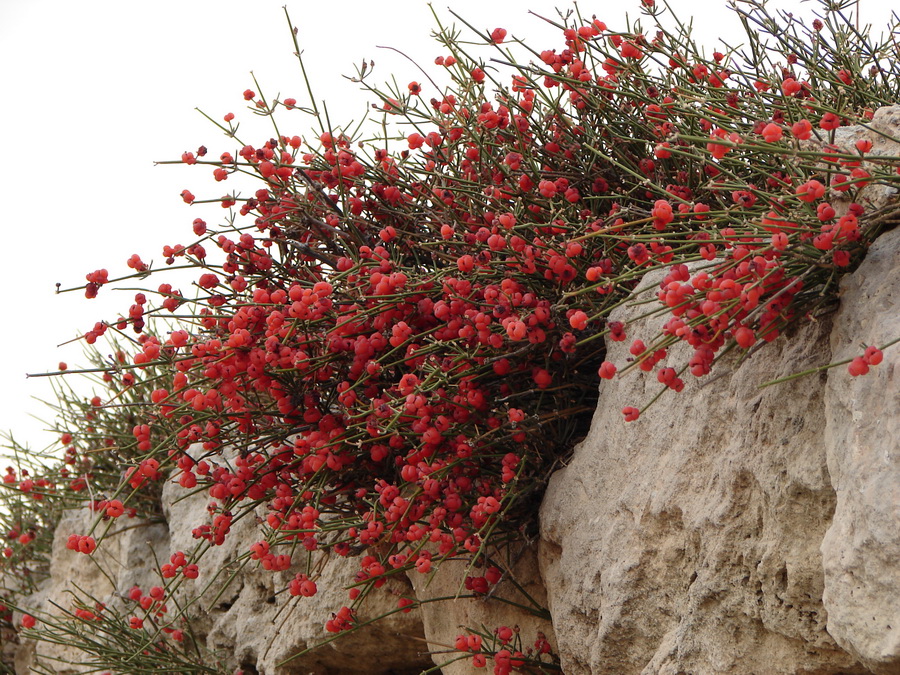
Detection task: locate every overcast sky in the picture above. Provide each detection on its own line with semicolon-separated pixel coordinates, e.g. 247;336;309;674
0;0;894;455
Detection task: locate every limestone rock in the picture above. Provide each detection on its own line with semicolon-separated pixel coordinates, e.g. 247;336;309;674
537;108;899;675
408;542;557;674
158;470;432;675
821;228;900;674
830;105;900;215
15;507;169;674
13;477;431;675
540;269;852;674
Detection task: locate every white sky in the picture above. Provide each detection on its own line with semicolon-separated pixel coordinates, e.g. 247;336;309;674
0;0;894;455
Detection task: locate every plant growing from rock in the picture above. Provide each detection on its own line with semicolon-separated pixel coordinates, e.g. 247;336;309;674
4;0;899;672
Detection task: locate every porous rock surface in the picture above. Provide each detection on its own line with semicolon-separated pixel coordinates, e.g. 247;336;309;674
539;226;899;674
408;542;556;674
161;471;432;675
2;570;23;669
13;477;431;675
13;507;169;674
821;229;900;673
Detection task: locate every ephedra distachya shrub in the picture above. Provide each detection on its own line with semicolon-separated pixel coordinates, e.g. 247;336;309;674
4;0;900;671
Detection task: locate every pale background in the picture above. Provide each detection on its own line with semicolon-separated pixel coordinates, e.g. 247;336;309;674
0;0;893;454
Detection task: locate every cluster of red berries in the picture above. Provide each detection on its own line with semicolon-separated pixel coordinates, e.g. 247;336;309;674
848;346;883;376
124;585;185;641
160;550;199;579
453;628;554;673
65;534;96;555
324;605;355;633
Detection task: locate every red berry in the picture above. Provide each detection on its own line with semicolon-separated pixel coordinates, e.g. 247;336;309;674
598;361;617;379
820;112;841;130
734;326;755;349
848;357;869;376
795;180;825;203
791;119;812;139
782;78;802;96
864;347;883;366
506;320;527;341
569;310;589;331
761;123;783;143
621;41;643;59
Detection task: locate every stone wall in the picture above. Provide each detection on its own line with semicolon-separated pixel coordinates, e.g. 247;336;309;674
12;468;434;675
540;225;898;675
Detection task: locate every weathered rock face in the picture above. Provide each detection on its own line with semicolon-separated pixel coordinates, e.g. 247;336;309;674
539;226;899;675
821;226;900;674
1;570;23;670
14;478;432;675
14;507;170;674
408;542;556;674
161;470;432;675
11;497;555;675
